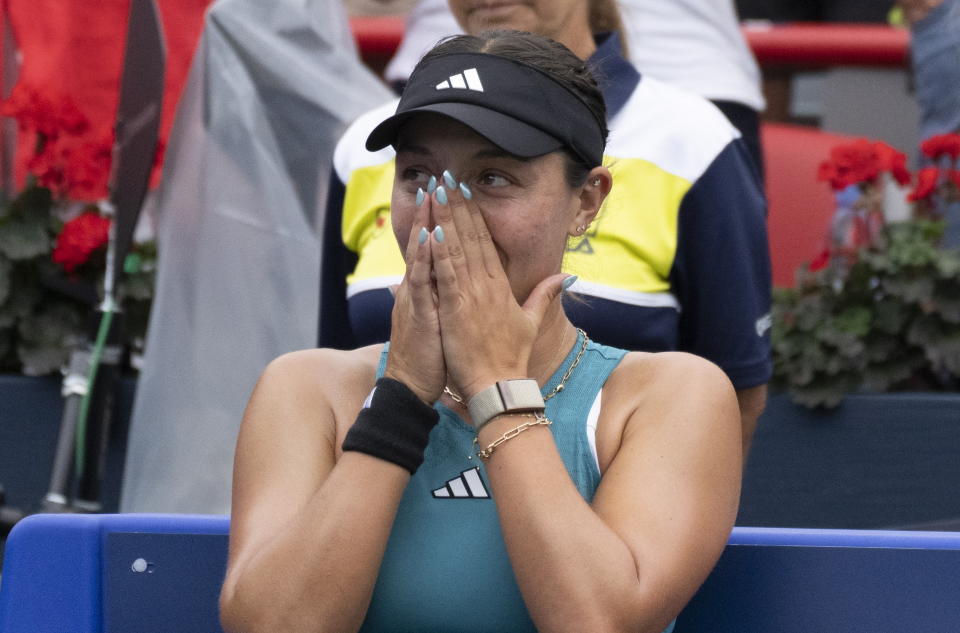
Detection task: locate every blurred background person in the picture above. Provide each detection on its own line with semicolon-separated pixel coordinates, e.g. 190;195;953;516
897;0;960;139
380;0;765;171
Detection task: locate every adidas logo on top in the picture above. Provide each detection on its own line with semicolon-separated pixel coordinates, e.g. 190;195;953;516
436;68;484;92
432;467;490;499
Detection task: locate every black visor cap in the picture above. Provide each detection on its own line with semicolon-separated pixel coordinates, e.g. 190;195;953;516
366;52;605;167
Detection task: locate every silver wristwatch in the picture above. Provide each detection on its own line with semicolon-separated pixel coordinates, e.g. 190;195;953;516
467;379;545;431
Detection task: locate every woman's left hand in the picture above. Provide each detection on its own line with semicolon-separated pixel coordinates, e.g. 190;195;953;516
429;175;569;400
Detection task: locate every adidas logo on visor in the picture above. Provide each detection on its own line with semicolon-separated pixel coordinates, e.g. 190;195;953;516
436;68;484;92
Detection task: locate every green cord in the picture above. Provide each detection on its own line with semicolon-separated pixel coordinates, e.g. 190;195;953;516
74;306;115;482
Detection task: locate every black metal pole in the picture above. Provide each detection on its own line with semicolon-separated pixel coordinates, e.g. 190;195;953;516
39;350;89;513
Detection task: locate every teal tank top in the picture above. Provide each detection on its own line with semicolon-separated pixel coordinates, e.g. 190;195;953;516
358;335;675;633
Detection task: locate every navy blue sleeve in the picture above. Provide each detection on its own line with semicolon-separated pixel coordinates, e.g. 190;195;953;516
670;138;772;390
318;169;359;349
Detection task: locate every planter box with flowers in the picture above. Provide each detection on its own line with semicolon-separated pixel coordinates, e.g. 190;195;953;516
0;85;157;510
771;133;960;408
743;134;960;529
0;84;157;376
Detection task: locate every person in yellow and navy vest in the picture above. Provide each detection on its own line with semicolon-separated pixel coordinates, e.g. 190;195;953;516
320;0;771;455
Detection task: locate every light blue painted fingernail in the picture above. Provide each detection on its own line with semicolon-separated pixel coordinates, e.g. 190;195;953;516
433;225;445;243
443;169;457;190
562;275;578;291
418;227;428;244
459;182;472;200
416;188;425;206
427;175;438;194
436;186;448;205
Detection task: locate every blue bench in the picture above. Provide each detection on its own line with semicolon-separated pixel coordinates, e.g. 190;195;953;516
2;513;960;632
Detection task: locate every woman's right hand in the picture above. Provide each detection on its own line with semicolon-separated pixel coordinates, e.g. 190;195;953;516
384;189;446;404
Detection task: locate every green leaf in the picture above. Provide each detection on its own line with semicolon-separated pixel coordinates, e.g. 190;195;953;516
932;283;960;324
17;341;70;376
935;252;960;278
873;299;910;333
862;354;925;391
864;335;901;362
789;374;859;409
907;314;944;348
883;275;935;305
922;333;960;376
17;301;84;349
834;306;872;336
939;337;960;375
0;216;51;260
15;300;81;375
120;271;154;301
0;329;10;364
0;277;40;328
795;295;830;331
0;256;10;305
7;182;54;218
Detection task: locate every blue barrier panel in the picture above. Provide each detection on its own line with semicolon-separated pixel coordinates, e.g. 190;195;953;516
5;516;960;632
104;531;228;632
675;527;960;633
0;514;229;633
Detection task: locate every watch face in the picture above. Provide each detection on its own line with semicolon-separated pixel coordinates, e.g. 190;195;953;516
499;380;545;411
469;380;545;430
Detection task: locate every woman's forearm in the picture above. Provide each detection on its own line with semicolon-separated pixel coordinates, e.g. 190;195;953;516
221;453;409;633
477;422;662;633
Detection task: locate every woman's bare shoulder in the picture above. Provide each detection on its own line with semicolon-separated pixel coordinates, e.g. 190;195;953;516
249;344;384;430
262;345;382;386
610;350;734;396
621;351;734;413
596;351;738;461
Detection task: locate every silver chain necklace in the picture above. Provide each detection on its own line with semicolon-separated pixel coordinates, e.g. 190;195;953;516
443;328;589;405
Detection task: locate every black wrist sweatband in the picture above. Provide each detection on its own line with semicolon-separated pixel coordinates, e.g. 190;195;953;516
342;377;439;474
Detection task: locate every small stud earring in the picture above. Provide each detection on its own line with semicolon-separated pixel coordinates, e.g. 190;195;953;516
577;224;586;234
591;177;601;186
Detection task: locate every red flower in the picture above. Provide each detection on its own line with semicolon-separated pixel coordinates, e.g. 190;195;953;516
817;140;876;190
818;140;912;191
52;211;111;273
62;134;114;201
920;133;960;161
0;83;90;142
808;248;831;272
908;167;940;202
875;141;912;186
55;98;90;137
27;148;67;192
950;170;960;190
22;131;113;200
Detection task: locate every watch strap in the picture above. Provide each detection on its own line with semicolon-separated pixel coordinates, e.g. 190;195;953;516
468;379;545;431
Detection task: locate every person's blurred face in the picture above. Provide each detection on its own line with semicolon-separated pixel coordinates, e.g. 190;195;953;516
448;0;595;58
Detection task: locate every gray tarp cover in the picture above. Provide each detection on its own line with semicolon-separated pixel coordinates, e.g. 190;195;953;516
121;0;391;512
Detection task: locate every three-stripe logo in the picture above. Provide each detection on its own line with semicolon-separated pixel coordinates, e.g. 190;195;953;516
432;467;490;499
436;68;484;92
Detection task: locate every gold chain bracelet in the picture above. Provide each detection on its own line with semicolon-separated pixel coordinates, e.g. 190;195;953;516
474;412;552;460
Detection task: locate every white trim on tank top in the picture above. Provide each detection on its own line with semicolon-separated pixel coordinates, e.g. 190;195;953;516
586;389;603;473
